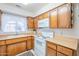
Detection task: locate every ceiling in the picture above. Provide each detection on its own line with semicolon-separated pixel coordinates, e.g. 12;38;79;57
6;3;48;13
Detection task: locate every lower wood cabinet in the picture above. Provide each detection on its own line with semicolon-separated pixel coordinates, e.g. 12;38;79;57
7;42;26;56
27;36;34;50
7;44;18;56
0;36;34;56
15;42;26;54
0;46;6;56
46;41;76;56
7;42;27;56
47;47;56;56
57;52;65;56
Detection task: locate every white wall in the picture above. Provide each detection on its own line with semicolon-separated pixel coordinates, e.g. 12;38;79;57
0;3;33;17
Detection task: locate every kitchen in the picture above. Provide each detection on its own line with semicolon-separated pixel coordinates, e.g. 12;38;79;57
0;3;79;56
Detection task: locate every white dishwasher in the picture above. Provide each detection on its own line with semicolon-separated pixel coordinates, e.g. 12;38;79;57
34;36;46;56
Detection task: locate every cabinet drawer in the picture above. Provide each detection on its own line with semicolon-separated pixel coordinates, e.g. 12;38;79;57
63;47;73;56
47;47;56;56
47;41;56;50
6;38;17;44
0;40;5;46
57;52;65;56
57;45;63;52
57;45;73;56
6;37;27;44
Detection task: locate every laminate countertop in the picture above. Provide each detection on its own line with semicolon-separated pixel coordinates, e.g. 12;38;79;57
0;33;34;41
46;35;79;50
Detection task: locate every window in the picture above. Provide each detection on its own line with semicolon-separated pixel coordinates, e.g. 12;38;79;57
1;13;27;33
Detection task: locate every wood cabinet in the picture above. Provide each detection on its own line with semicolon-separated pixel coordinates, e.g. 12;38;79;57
15;42;26;54
7;42;26;56
57;45;73;56
50;9;58;28
0;36;34;56
47;41;56;50
27;17;35;29
7;44;18;56
47;47;56;56
0;46;6;56
33;4;72;29
50;4;72;28
43;13;49;19
47;41;57;56
57;52;65;56
46;41;75;56
58;4;72;28
34;17;38;29
0;40;6;56
7;36;34;56
27;36;34;50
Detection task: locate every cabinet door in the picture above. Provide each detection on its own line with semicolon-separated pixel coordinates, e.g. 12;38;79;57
43;13;49;19
7;44;17;56
27;37;32;50
58;4;71;28
16;42;26;54
31;36;34;49
38;15;43;20
50;9;58;28
27;17;34;29
7;42;26;56
57;45;73;56
0;46;6;56
34;17;38;29
47;41;56;50
47;47;56;56
27;36;34;50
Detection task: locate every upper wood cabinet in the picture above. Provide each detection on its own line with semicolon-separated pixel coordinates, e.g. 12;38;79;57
34;17;38;29
37;13;49;28
42;13;49;19
50;9;58;28
38;13;49;20
33;4;72;29
58;4;72;28
27;17;35;29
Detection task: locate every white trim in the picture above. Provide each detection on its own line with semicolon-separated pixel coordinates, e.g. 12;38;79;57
30;50;37;56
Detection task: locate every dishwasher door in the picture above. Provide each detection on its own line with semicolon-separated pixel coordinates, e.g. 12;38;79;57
34;36;46;56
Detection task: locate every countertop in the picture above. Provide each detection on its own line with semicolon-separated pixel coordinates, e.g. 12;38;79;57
46;35;79;50
0;32;34;41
